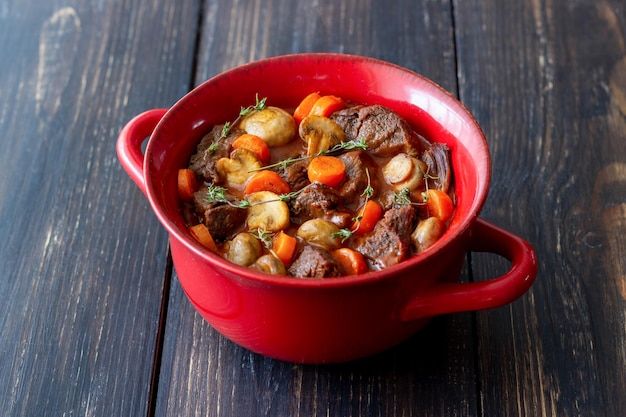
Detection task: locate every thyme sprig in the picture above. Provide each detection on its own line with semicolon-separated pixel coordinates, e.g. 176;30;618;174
417;163;440;185
331;168;374;242
393;187;412;206
204;184;251;208
208;94;267;152
332;228;353;243
350;168;373;226
249;227;274;250
393;164;440;207
252;136;368;172
204;183;310;209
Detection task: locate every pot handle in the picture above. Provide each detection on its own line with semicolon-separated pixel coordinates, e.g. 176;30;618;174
116;109;168;196
400;218;538;322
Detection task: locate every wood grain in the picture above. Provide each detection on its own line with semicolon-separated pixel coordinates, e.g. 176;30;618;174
0;0;199;415
1;0;624;415
455;0;626;415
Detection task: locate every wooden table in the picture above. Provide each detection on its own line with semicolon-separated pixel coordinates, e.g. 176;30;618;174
1;0;625;415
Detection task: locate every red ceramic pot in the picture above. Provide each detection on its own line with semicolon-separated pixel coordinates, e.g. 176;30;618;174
117;53;537;364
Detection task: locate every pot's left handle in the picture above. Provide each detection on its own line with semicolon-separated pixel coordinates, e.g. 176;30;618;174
116;109;168;196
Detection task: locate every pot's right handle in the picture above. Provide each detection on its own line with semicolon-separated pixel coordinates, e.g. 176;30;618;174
116;109;168;196
400;218;538;322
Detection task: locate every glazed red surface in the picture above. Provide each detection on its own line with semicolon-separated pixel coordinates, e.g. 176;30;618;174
117;54;537;363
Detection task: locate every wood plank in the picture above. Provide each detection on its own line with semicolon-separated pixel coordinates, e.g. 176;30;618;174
0;0;199;415
155;1;478;416
454;0;626;415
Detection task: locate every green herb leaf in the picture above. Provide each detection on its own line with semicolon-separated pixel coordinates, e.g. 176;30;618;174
394;187;412;206
249;227;274;250
205;183;250;208
332;228;353;243
208;95;268;152
360;168;374;199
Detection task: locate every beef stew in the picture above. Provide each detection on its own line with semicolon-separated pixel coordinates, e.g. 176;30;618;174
179;94;455;277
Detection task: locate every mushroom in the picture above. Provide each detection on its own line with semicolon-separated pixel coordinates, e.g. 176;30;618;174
216;148;262;187
382;153;427;191
299;115;345;156
296;219;342;251
411;216;446;253
224;232;262;266
238;106;296;147
246;191;290;232
250;254;287;275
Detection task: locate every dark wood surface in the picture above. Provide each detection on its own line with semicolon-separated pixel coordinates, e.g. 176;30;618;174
1;0;624;416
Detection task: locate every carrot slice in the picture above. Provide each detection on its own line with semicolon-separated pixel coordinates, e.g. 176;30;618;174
177;169;197;201
332;248;368;275
307;155;346;187
189;223;218;253
272;231;297;265
351;200;384;235
308;95;345;117
293;92;322;124
244;170;291;195
232;133;271;164
425;189;454;223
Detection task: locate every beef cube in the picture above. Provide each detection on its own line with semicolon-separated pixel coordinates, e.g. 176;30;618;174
422;142;452;193
288;245;342;278
188;125;244;182
353;205;415;269
290;183;340;220
202;204;247;241
277;159;310;192
331;105;422;157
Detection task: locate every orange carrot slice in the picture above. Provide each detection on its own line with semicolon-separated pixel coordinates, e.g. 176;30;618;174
232;133;271;164
293;92;322;124
351;200;384;235
307;155;346;187
189;223;218;253
332;248;368;275
244;170;291;195
272;231;297;265
308;95;345;117
177;169;197;201
425;189;454;222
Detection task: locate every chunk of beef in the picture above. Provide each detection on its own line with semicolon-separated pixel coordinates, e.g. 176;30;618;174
330;105;422;157
188;125;245;182
377;189;429;218
378;189;397;211
288;245;342;278
289;183;352;227
337;150;379;205
276;159;310;192
192;186;213;214
422;142;452;193
353;205;416;269
202;204;247;241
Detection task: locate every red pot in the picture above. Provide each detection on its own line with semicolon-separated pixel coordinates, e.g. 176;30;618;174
117;53;537;364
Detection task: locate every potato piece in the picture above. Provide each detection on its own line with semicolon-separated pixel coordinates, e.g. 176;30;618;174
383;155;427;192
239;106;296;147
246;191;290;232
224;232;262;266
296;219;342;250
299;115;345;156
411;216;446;253
216;148;262;187
250;254;287;275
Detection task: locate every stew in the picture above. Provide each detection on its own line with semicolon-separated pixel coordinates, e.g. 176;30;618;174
179;94;455;278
